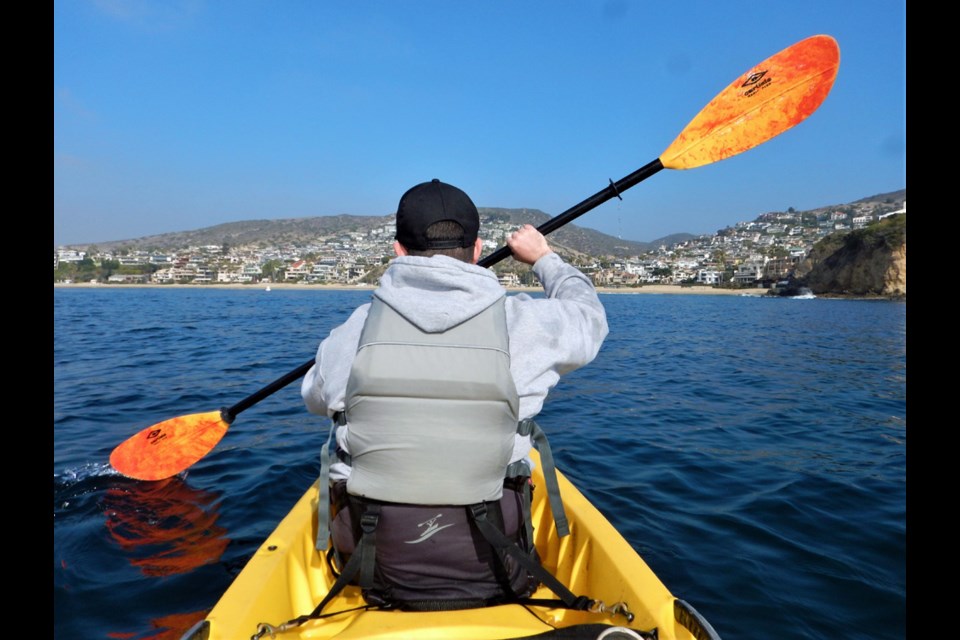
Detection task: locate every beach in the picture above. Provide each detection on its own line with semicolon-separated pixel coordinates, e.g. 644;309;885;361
53;282;767;296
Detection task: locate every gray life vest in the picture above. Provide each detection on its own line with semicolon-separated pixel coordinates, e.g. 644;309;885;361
302;295;588;620
343;294;519;505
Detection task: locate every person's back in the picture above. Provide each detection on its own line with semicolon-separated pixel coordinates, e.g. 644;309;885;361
302;179;608;609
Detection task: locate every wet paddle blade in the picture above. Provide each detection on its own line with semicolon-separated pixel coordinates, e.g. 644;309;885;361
109;411;229;481
660;34;840;170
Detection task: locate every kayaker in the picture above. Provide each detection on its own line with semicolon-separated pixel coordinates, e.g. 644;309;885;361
301;178;608;609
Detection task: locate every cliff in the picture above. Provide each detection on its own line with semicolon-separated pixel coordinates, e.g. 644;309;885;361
793;213;906;298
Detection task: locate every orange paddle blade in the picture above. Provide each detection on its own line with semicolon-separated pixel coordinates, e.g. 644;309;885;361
109;411;230;481
660;34;840;170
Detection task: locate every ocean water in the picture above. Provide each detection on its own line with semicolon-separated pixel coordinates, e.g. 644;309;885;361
53;287;907;640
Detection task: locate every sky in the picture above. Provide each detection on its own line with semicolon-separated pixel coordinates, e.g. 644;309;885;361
54;0;906;248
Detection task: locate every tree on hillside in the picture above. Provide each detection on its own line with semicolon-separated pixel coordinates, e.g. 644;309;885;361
711;248;729;284
261;259;284;281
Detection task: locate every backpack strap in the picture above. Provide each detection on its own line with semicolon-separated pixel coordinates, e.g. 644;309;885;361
306;499;382;619
468;502;592;613
505;460;535;547
356;502;381;589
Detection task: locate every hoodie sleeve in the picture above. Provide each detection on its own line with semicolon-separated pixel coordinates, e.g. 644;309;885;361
301;303;370;417
506;252;608;419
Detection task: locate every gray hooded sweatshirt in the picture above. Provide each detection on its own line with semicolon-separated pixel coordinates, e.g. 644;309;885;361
301;251;608;481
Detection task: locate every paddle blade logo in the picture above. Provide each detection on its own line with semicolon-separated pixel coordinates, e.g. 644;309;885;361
146;428;168;445
740;70;772;97
742;71;768;87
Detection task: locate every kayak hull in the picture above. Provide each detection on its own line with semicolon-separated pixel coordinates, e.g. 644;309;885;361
184;450;720;639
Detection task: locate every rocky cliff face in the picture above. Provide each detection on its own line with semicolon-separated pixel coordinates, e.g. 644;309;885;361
794;214;906;298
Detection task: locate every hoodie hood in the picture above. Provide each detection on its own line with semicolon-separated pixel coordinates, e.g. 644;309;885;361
374;255;505;333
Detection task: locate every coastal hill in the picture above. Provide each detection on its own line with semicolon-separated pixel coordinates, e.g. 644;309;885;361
61;208;689;258
60;189;905;261
794;211;906;298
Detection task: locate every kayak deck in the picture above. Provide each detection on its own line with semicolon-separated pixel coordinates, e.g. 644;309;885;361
185;451;720;639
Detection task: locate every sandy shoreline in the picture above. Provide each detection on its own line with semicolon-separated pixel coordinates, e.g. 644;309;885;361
54;282;766;296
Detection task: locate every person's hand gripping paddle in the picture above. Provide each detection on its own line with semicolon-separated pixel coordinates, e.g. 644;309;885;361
110;34;840;481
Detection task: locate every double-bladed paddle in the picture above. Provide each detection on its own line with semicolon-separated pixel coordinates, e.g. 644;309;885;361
110;34;840;481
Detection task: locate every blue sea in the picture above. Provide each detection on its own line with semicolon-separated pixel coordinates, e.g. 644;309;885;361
53;287;906;640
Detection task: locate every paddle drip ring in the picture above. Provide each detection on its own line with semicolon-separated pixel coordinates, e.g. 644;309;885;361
608;179;623;201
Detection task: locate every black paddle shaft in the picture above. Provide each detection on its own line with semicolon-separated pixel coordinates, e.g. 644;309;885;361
223;359;315;422
223;158;665;423
478;158;663;267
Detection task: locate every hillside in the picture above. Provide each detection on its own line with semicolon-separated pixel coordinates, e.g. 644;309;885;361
63;208;684;258
59;189;904;259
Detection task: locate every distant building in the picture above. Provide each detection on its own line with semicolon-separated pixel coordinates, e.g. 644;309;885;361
695;269;720;285
57;249;86;263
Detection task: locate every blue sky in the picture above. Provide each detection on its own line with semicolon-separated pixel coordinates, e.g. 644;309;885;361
54;1;906;248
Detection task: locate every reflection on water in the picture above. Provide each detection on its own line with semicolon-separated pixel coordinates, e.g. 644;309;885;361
54;468;232;639
104;610;209;640
102;476;229;576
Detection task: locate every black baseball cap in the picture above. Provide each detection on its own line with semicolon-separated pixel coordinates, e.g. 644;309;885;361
395;179;480;250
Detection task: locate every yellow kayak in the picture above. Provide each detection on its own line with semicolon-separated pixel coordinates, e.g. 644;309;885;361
181;450;721;640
